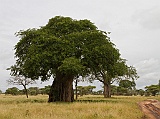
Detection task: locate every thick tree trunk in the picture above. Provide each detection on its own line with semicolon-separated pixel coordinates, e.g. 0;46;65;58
48;72;74;102
104;83;111;98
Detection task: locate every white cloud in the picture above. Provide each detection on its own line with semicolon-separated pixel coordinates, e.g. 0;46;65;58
136;59;159;73
132;6;160;30
135;58;160;89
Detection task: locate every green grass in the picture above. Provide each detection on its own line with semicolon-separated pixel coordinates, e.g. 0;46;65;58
0;94;159;119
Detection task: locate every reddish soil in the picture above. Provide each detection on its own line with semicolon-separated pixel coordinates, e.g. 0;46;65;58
138;99;160;119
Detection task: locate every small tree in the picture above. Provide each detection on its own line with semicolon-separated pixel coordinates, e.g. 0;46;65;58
28;87;39;95
86;85;96;94
117;86;128;95
7;75;36;98
145;85;159;96
39;85;51;95
111;85;118;95
137;89;145;96
97;90;103;95
117;80;137;96
76;85;96;96
5;87;19;95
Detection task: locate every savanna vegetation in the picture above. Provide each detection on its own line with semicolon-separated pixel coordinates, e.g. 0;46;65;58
4;82;159;97
2;16;160;119
0;94;159;119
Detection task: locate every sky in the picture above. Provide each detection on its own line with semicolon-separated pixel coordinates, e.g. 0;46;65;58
0;0;160;92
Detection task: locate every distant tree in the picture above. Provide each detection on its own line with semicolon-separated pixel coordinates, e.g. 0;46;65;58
110;85;118;95
145;85;159;96
39;88;45;95
86;85;96;94
19;89;26;95
117;86;128;95
28;87;39;95
118;80;136;96
44;85;51;95
97;90;103;95
137;89;145;96
5;87;19;95
76;85;96;96
39;85;51;95
76;86;83;96
7;75;36;98
119;80;134;89
145;90;151;96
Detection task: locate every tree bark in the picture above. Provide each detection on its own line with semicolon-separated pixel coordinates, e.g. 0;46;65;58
22;84;28;98
48;72;74;102
104;83;111;98
75;79;78;100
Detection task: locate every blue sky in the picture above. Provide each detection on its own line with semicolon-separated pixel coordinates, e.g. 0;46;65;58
0;0;160;92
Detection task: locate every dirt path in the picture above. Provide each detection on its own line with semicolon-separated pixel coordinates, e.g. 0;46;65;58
138;99;160;119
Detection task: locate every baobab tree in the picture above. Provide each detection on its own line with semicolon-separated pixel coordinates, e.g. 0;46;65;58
9;16;121;102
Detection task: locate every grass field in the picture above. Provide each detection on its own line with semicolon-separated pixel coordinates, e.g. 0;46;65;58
0;94;159;119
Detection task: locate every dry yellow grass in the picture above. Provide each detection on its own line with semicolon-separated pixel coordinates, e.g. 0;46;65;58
0;94;159;119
